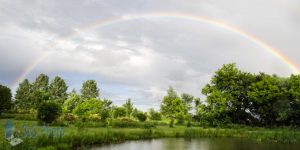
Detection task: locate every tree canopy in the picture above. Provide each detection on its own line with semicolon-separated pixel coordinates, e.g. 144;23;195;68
0;84;12;115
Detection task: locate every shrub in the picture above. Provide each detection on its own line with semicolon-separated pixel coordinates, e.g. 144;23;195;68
169;119;174;127
136;112;147;122
87;114;101;122
176;112;185;124
112;107;126;118
37;102;62;123
148;109;162;121
60;113;78;123
72;98;102;116
111;118;140;128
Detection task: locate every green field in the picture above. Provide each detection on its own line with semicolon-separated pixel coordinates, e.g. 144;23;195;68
1;119;300;150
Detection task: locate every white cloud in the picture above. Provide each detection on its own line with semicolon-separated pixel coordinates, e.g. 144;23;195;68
0;0;299;110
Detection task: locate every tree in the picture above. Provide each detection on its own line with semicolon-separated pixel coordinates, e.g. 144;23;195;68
37;102;62;123
287;75;300;125
32;74;49;92
172;97;188;123
202;63;255;125
30;90;50;109
81;80;99;100
31;74;50;108
49;76;68;104
0;84;12;115
15;79;32;110
101;99;113;121
123;98;133;117
194;98;200;109
73;98;102;116
63;93;82;113
248;73;288;126
181;93;194;111
136;112;147;122
112;107;126;118
148;108;162;121
160;87;187;127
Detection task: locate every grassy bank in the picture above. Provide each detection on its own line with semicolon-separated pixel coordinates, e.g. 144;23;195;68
1;119;300;150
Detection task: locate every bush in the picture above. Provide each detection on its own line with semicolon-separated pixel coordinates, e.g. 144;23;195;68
87;114;101;122
37;102;62;123
136;112;147;122
72;98;102;116
60;113;78;123
111;118;140;128
149;109;162;121
176;113;185;124
112;107;126;118
169;119;174;128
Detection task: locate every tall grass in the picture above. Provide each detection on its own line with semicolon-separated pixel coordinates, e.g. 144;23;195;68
1;119;300;149
183;127;300;144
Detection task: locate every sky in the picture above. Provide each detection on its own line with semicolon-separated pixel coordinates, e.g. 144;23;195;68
0;0;300;110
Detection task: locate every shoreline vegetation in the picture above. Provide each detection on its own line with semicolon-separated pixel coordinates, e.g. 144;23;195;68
1;119;300;150
2;63;300;149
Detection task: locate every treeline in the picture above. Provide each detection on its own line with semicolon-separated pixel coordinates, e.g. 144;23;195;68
1;63;300;127
198;63;300;127
1;74;161;124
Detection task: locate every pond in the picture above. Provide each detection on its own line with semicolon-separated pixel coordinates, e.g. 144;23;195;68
92;138;300;150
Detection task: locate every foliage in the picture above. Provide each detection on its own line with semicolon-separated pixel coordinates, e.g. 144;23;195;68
15;79;32;111
123;98;134;117
148;108;162;121
32;74;49;92
112;106;126;118
111;117;141;128
37;102;62;123
0;84;12;115
200;63;300;127
160;87;188;126
181;93;194;111
136;112;147;122
60;113;78;123
80;80;99;99
101;99;112;122
72;98;102;116
62;93;82;113
49;76;68;104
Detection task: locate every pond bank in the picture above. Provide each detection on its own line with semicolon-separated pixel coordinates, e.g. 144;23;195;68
2;126;300;150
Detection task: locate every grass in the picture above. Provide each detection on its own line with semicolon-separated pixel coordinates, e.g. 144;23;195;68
1;119;300;149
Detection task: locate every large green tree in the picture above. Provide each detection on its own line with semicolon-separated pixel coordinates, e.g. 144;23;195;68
287;75;300;125
31;74;50;108
32;74;49;92
160;87;187;126
202;63;255;125
49;76;68;104
15;79;32;110
73;98;103;116
81;80;99;100
248;73;289;126
0;84;12;115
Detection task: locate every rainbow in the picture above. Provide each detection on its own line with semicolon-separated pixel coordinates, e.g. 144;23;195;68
12;12;300;87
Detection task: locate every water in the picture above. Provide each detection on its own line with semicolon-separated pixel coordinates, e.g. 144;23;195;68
92;138;300;150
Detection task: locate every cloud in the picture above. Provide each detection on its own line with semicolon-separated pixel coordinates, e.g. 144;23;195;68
0;0;299;110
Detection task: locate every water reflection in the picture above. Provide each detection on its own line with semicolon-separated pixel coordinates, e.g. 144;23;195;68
92;138;300;150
